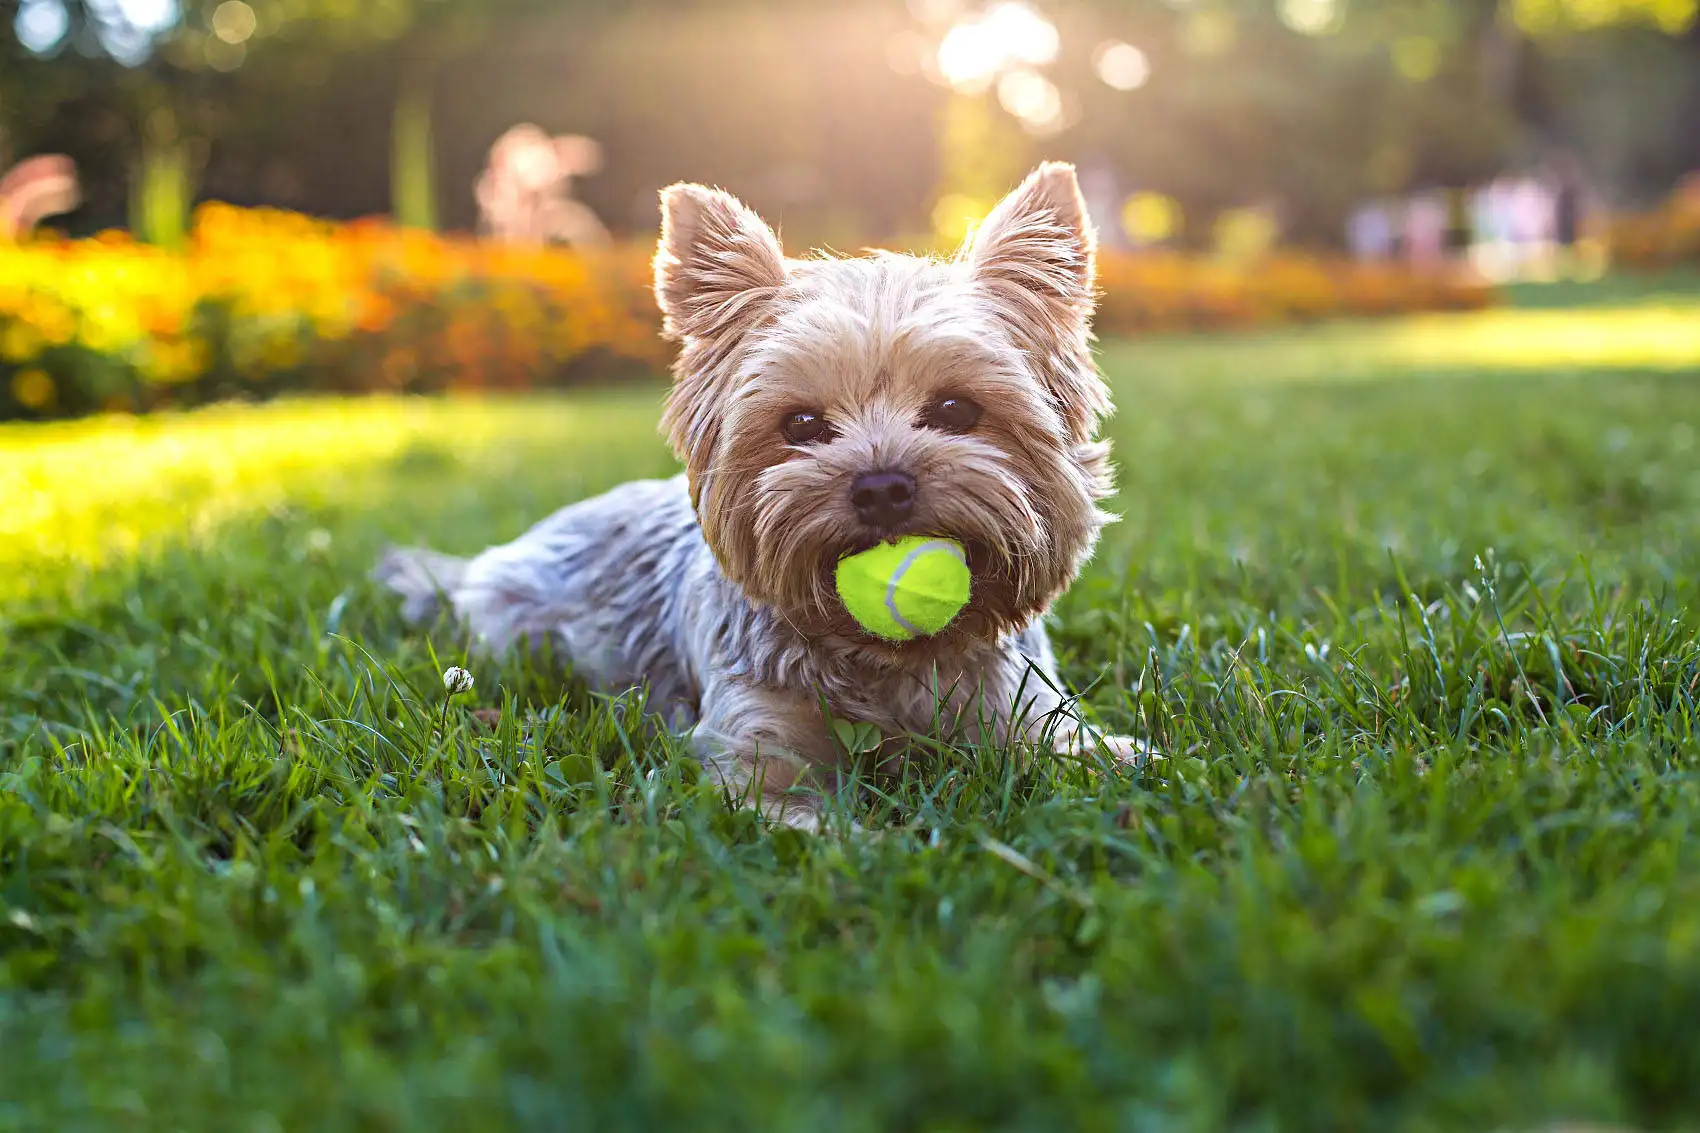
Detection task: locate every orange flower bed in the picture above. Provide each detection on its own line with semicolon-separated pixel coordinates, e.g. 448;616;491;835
1;203;1495;420
1;204;667;418
1094;252;1495;334
1608;179;1700;269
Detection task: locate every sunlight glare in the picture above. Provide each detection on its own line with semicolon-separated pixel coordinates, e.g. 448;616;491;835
982;1;1059;66
936;20;1003;90
935;1;1059;92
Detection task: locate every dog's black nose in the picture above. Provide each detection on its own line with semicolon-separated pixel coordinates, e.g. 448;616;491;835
851;470;917;530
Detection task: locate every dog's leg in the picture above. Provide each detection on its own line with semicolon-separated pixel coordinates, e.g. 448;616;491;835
1049;722;1156;769
377;539;582;658
373;547;470;626
691;678;843;832
995;621;1158;771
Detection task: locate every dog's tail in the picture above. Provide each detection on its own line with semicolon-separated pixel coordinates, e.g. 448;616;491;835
373;546;470;627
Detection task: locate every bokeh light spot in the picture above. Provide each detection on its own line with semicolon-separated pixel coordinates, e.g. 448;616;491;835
1121;192;1181;245
115;0;179;33
10;369;55;411
1392;36;1441;82
211;0;256;44
1213;207;1279;263
1278;0;1342;35
1093;40;1149;90
997;68;1063;131
937;20;1002;90
982;1;1059;66
14;0;69;54
934;1;1059;92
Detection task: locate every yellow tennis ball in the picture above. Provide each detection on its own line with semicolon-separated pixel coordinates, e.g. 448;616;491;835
835;536;971;642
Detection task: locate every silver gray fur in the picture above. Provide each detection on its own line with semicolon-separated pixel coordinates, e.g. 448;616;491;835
375;474;1137;829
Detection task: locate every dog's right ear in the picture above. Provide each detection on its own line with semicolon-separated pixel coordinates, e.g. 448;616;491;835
653;184;786;342
654;184;787;500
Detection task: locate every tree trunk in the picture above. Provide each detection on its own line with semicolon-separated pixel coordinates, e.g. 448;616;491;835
931;91;1031;247
392;63;439;231
130;104;192;250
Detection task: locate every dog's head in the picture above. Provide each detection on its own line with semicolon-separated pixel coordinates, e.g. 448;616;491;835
653;163;1114;644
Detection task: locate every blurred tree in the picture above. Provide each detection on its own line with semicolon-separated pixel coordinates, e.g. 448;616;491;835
932;92;1033;245
0;0;632;236
4;0;1696;247
1056;0;1696;242
1053;2;1513;243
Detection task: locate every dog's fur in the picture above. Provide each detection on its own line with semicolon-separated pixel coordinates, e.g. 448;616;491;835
376;163;1146;829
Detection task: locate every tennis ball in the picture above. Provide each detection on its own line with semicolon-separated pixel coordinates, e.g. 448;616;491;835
835;536;971;642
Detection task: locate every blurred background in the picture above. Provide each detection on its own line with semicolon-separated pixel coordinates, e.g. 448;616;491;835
1;0;1697;419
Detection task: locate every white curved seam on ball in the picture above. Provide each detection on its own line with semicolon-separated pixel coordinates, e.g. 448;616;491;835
883;539;966;639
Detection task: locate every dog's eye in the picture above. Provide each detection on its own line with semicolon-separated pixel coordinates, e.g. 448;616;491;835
924;396;982;434
781;410;833;445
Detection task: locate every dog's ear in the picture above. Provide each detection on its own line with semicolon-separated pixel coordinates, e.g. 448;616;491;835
654;184;787;495
964;163;1106;440
654;183;786;342
966;162;1096;321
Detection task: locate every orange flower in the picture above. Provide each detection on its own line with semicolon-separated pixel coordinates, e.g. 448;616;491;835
2;203;1500;420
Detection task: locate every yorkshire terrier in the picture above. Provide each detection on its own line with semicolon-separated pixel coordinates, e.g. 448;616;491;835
376;162;1148;830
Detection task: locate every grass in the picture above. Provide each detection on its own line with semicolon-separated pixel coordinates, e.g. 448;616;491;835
4;284;1700;1131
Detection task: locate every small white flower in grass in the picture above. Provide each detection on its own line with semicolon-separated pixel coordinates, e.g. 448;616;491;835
442;666;475;695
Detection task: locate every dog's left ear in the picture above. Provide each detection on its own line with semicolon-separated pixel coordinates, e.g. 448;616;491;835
965;163;1106;439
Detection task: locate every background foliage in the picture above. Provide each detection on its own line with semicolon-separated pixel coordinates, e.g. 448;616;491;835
4;0;1698;249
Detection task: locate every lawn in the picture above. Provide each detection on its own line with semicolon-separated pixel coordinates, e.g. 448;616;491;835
4;284;1700;1131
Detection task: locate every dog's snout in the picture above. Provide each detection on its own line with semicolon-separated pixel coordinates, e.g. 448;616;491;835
851;470;917;530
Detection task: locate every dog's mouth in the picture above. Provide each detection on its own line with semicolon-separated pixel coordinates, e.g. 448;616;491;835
830;528;977;563
837;531;917;559
814;533;1000;638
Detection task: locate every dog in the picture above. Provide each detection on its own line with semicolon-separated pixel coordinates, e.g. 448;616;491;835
376;162;1148;830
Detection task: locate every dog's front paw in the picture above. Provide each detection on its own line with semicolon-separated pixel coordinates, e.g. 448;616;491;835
1057;728;1162;771
763;798;873;838
1094;732;1161;769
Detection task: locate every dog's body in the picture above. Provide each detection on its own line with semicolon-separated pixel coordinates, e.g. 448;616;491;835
378;163;1145;828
